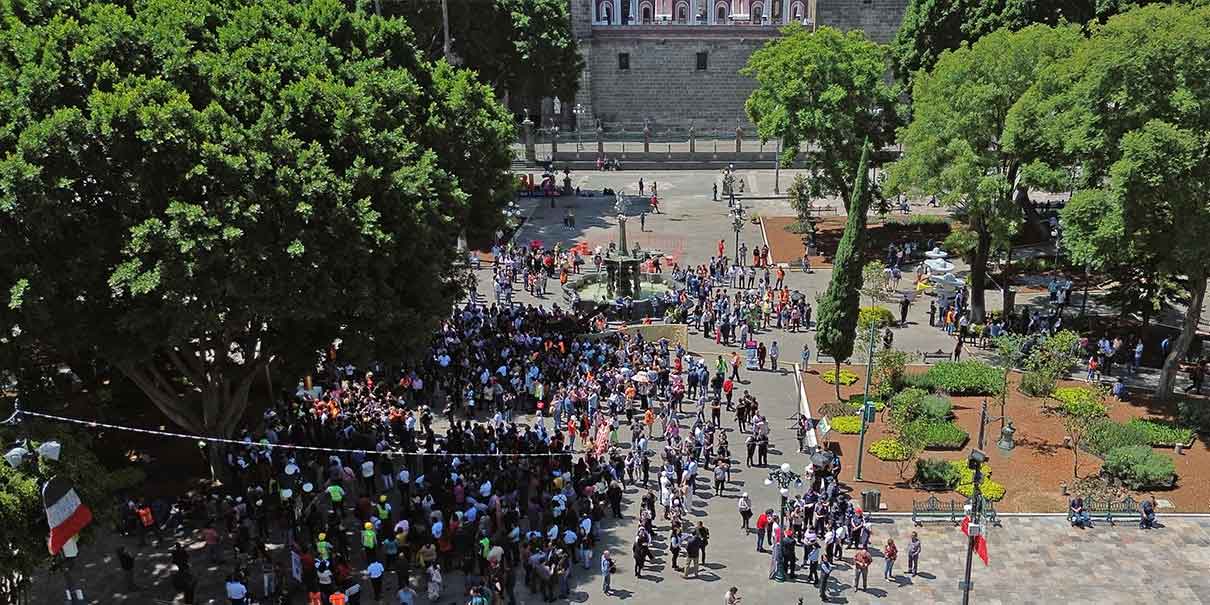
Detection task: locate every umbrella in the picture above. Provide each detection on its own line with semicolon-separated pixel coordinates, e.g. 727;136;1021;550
810;451;834;468
932;273;965;288
924;258;955;274
924;247;948;259
488;546;505;563
632;372;651;383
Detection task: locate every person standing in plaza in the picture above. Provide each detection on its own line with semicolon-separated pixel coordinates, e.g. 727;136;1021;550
738;493;753;532
696;521;711;564
882;538;898;580
601;550;615;595
907;532;921;576
853;547;872;591
818;552;833;603
116;546;138;592
770;341;779;372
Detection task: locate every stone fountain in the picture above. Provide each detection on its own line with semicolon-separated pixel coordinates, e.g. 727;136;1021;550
564;192;677;317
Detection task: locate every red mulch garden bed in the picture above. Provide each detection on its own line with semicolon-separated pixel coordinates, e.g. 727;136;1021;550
764;216;952;269
801;363;1210;512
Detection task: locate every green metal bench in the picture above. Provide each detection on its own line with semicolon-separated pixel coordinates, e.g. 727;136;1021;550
912;495;961;526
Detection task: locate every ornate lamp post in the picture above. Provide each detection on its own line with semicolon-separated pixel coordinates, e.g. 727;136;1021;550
730;203;745;265
960;449;988;605
764;462;803;520
573;103;586;152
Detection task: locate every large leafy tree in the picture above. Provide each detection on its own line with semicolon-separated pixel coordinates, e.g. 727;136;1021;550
1006;4;1210;398
890;0;1180;87
742;26;898;212
887;24;1081;324
380;0;583;106
0;0;514;470
815;142;873;399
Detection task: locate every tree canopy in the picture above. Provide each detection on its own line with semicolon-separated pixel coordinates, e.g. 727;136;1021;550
1006;4;1210;398
742;25;898;212
379;0;583;106
890;0;1183;87
887;24;1082;323
0;0;514;459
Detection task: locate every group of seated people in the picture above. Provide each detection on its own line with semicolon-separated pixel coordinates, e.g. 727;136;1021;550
1068;495;1158;529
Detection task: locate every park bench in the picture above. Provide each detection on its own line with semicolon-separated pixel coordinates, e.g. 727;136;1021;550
815;352;837;364
920;349;951;364
1072;496;1139;526
911;495;961;526
810;205;838;216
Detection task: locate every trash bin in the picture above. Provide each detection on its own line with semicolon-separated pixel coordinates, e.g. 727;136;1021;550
861;489;882;512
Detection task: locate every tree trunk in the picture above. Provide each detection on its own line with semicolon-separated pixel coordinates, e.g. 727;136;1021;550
117;352;264;482
969;229;992;324
1156;275;1208;399
834;359;841;401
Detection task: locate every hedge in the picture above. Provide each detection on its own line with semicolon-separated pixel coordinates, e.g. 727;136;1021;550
1177;399;1210;435
1053;386;1104;410
868;438;912;461
948;460;1006;501
1084;418;1150;457
914;361;1004;395
902;419;969;450
830;415;863;434
1127;418;1195;447
846;395;886;412
821;368;859;386
1103;445;1176;490
919;395;953;422
914;457;959;487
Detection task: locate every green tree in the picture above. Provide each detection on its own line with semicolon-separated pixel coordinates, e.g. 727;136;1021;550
742;26;898;212
1059;389;1109;477
788;174;812;224
0;0;514;473
890;0;1177;87
380;0;583;107
1006;4;1210;398
815;142;873;398
861;261;892;305
887;24;1082;324
0;426;143;600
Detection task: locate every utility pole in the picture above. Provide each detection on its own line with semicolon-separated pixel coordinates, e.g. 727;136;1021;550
854;321;877;481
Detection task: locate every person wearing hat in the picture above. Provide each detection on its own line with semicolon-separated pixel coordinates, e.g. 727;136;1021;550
316;533;333;561
327;482;346;517
361;522;378;563
375;495;391;524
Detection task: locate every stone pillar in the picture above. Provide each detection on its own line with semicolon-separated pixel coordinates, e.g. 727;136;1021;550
631;0;638;23
708;0;715;24
614;0;621;23
689;0;697;23
782;0;789;23
735;123;743;153
689;124;696;153
523;110;535;162
550;119;559;156
596;120;604;155
643;120;651;153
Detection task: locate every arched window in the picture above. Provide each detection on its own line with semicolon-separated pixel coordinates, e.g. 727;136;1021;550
642;5;652;21
677;4;688;21
790;0;804;19
752;2;762;21
716;2;727;21
600;1;612;22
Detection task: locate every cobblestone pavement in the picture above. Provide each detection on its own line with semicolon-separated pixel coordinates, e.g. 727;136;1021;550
30;169;1210;604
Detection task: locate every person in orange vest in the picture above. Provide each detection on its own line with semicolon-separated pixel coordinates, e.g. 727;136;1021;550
136;500;161;546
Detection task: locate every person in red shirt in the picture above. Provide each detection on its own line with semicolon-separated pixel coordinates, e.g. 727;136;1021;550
718;240;725;258
755;511;769;552
722;378;734;408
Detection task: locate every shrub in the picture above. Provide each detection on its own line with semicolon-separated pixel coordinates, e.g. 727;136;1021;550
1084;418;1150;457
1053;386;1104;409
956;478;1006;501
919;395;953;422
872;348;908;400
1103;445;1176;489
914;458;959;487
902;420;969;450
889;387;929;430
818;400;855;420
1126;418;1195;447
868;438;912;461
1019;368;1057;397
919;361;1004;395
1176;399;1210;435
859;305;895;327
821;368;859;386
845;396;886;412
830;415;863;434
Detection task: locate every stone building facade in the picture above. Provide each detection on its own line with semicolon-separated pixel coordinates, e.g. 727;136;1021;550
566;0;907;131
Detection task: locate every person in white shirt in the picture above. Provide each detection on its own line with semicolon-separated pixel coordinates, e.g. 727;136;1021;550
360;459;375;495
225;575;248;604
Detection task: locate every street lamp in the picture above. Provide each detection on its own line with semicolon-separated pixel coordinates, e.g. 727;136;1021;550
854;320;878;480
730;203;745;266
764;462;803;520
960;449;988;605
573;104;586;152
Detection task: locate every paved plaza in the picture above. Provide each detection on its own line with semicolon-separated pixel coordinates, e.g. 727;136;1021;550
29;169;1210;604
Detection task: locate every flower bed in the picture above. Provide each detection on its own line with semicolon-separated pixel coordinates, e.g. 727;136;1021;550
830;415;863;434
901;419;969;450
822;368;860;386
1126;418;1196;448
907;361;1004;395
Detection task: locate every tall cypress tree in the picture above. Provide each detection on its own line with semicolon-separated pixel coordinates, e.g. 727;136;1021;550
815;141;873;399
